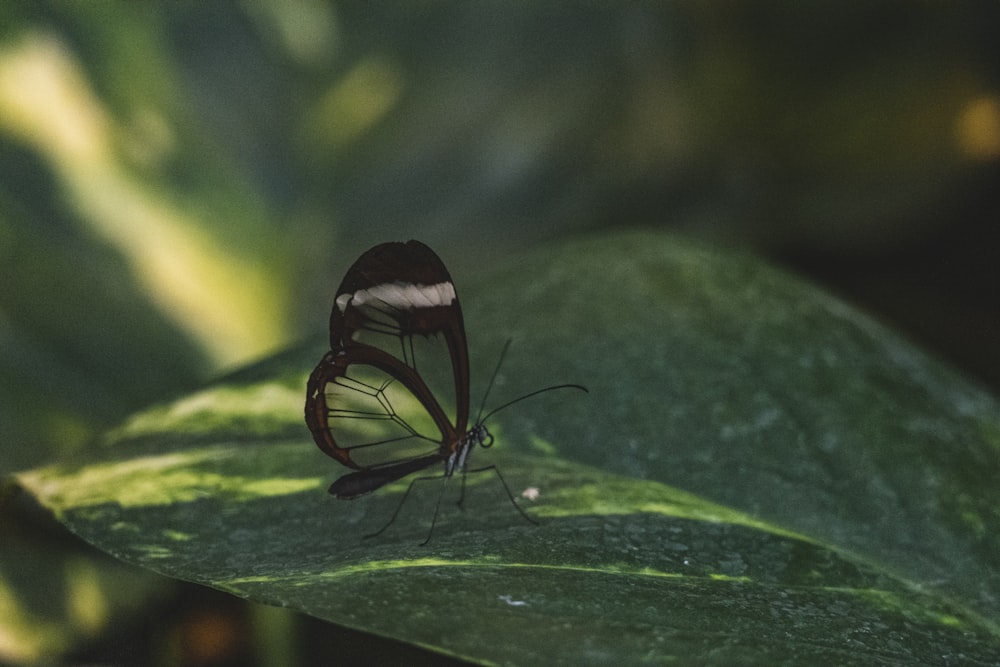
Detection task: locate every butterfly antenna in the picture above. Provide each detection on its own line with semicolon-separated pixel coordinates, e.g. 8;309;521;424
474;339;514;424
480;383;588;424
476;339;588;424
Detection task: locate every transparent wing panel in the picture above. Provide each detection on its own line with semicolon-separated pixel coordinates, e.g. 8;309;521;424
322;360;443;469
349;301;406;350
406;332;460;429
347;307;460;431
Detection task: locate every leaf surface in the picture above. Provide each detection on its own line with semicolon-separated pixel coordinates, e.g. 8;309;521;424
17;232;1000;664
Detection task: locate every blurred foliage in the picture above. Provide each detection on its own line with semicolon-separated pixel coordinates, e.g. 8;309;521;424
0;504;169;662
2;1;999;465
1;1;998;663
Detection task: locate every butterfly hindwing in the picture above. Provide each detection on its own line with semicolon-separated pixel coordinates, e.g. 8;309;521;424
306;345;448;469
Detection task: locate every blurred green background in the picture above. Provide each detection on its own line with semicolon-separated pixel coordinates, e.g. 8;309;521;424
2;1;998;664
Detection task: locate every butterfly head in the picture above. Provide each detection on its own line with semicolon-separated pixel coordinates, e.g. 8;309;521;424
469;422;495;449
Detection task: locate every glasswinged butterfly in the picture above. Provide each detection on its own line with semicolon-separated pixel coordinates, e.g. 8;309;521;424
304;240;585;544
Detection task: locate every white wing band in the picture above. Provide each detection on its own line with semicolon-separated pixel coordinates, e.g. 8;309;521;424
337;281;456;312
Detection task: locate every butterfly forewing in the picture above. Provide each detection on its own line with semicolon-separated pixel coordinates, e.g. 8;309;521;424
305;241;471;476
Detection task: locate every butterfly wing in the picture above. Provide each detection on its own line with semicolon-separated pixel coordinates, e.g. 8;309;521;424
305;241;471;476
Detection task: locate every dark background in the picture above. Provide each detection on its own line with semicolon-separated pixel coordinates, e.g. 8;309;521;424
1;2;997;664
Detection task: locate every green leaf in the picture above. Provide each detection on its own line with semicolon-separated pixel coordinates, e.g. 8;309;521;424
15;232;1000;663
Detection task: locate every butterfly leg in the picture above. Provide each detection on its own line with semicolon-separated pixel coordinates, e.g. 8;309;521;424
456;470;469;510
465;465;539;527
362;473;445;542
420;474;456;546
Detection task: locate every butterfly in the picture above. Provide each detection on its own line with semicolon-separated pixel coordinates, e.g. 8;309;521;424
304;240;586;544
